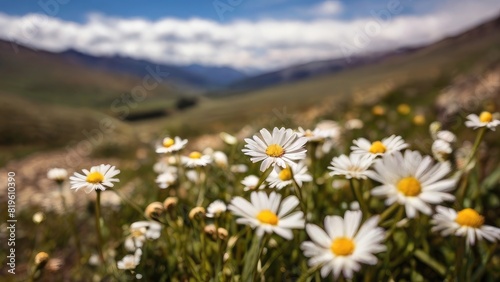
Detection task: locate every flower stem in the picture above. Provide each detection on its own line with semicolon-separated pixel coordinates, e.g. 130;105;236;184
379;203;400;223
349;178;369;217
455;237;466;282
254;166;273;191
95;190;105;263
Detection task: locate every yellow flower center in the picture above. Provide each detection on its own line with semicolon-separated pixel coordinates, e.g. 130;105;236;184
397;104;411;115
455;208;484;228
266;144;285;157
479;111;493;123
330;237;356;256
279;167;292;181
397;177;421;197
86;171;104;184
256;209;279;225
163;138;175;147
369;141;386;154
189;151;202;159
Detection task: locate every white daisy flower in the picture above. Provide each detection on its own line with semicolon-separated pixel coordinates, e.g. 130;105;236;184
315;120;342;155
431;206;500;246
117;249;142;270
212;151;228;168
297;127;325;142
228;191;305;240
432;139;453;162
230;164;248;174
367;150;456;218
206;200;227;218
436;130;457;143
328;154;375;180
220;132;238;145
241;175;265;191
465;111;500;131
155;168;178;189
242;127;307;172
351;135;408;157
345;119;364;130
186;170;199;183
301;210;386;279
125;221;162;251
182;151;212;168
155;136;188;154
69;164;120;193
267;162;312;189
316;120;342;139
47;168;68;183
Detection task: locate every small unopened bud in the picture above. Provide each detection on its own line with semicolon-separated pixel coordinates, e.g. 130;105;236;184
227;236;238;248
144;202;164;221
35;252;49;267
189;207;206;220
217;227;228;240
163;197;178;210
204;224;217;237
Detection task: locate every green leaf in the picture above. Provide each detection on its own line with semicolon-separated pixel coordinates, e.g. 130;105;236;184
414;249;446;277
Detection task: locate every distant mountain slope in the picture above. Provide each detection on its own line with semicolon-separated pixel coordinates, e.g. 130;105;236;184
0;39;179;109
59;50;246;89
181;64;247;86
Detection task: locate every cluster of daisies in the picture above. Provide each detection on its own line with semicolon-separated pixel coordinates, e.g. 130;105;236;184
44;110;500;279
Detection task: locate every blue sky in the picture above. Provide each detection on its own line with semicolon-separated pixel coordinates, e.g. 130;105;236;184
0;0;439;22
0;0;499;70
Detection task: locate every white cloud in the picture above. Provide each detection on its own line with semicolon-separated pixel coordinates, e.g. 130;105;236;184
0;0;499;71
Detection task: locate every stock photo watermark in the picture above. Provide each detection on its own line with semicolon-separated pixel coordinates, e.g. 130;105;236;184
6;171;17;275
10;0;72;53
340;0;405;62
213;0;245;21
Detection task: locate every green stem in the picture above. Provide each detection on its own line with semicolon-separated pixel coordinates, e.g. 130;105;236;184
214;218;222;280
242;235;263;281
379;203;400;223
464;127;486;171
472;242;497;280
254;166;273;191
95;190;105;263
291;171;308;219
196;167;206;206
58;184;82;260
349;178;369;217
297;264;322;282
414;249;446;276
455;237;465;282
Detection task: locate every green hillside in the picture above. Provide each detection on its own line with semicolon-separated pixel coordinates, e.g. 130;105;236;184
0;40;180;110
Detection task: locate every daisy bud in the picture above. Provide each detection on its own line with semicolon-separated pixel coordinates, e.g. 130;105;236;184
144;202;164;221
189;207;206;220
163;197;178;210
217;227;229;240
35;252;49;267
204;224;217;238
227;236;238;248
